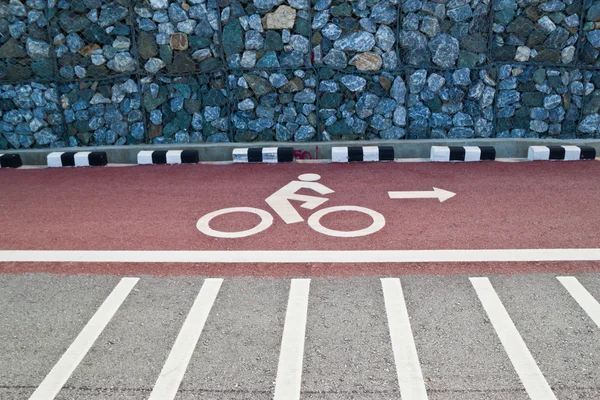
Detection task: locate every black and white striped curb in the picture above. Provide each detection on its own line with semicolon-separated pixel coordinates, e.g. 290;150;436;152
137;150;199;165
528;146;596;161
233;147;293;163
0;154;22;168
430;146;496;162
332;146;394;162
47;151;108;167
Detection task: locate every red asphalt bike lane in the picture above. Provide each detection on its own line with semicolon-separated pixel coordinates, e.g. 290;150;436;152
0;161;599;276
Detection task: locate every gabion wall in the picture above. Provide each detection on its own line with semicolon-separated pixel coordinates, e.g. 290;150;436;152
1;0;600;149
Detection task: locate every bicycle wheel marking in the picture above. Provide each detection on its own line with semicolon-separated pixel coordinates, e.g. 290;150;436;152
307;206;385;238
196;207;273;238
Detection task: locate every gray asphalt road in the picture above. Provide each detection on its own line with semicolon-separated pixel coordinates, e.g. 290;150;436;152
0;273;598;400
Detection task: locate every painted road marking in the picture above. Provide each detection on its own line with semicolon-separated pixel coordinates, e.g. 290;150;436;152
196;207;274;239
307;205;386;238
381;278;428;400
274;279;310;400
388;187;456;202
149;278;222;400
557;277;600;328
29;277;139;400
3;249;600;263
470;277;557;400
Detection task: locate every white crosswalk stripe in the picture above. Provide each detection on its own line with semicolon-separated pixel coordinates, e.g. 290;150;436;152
470;277;557;400
557;276;600;328
149;278;222;400
28;277;139;400
1;274;596;399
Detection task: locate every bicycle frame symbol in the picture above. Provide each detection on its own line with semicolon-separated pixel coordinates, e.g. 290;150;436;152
197;173;385;238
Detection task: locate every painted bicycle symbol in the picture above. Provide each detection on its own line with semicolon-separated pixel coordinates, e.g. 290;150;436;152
197;173;385;238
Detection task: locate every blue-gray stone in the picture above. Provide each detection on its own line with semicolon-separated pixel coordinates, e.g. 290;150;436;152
497;90;520;108
89;116;105;130
578;113;600;133
447;5;472;22
33;128;58;145
98;4;128;28
323;48;348;68
357;93;380;109
110;121;128;136
452;112;473;126
334;31;376;52
341;75;367;92
403;0;423;12
4;133;20;148
294;89;316;103
171;97;184;112
130;122;145;140
493;0;517;10
279;50;305;67
428;34;459;67
375;98;397;115
370;115;392;130
294;125;316;141
588;31;600;48
322;24;342;40
256;52;280;67
269;73;289;89
540;0;565;12
409;70;427;93
150;110;163;125
105;130;117;144
276;124;293;141
498;77;517;90
497;106;515;118
190;132;202;143
427;74;445;92
192;113;203;130
530;107;549;120
391;77;406;103
452;68;471;86
544;94;562;109
409;104;431;121
168;3;188;22
138;18;157;31
204;106;220;122
19;134;35;148
530;120;549;133
175;131;190;143
371;1;397;24
448;127;474;138
474;118;493;137
248;118;274;131
548;106;565;122
380;126;405;139
3;110;24;125
68;136;78;147
430;113;452;128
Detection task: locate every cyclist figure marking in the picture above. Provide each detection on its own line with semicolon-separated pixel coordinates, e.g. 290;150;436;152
265;174;334;224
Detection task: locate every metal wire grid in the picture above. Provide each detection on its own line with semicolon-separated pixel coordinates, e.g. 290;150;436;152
2;0;600;150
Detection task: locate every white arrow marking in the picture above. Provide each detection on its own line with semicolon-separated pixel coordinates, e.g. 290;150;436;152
388;187;456;203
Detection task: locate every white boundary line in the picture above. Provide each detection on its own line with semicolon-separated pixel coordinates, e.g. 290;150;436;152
470;277;556;400
274;279;310;400
2;249;600;263
29;277;139;400
381;278;428;399
557;276;600;328
149;278;223;400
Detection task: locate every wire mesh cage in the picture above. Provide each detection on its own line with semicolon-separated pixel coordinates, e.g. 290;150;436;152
59;76;145;146
133;0;223;75
313;0;400;72
0;0;55;83
229;68;317;142
495;64;582;138
221;0;312;70
406;67;496;139
400;0;491;68
318;68;406;140
142;71;229;144
491;0;580;64
0;81;65;149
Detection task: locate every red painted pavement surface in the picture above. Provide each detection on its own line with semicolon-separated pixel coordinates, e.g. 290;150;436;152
0;161;599;275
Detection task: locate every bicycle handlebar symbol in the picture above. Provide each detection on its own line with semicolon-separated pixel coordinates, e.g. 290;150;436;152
197;174;385;238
